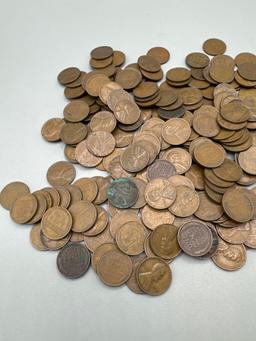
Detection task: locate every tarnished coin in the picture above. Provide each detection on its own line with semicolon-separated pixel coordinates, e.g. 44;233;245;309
203;38;227;56
198;225;219;259
75;140;103;167
97;250;132;286
0;181;30;210
147;159;176;180
57;243;91;279
244;219;256;248
58;67;80;85
161;148;192;175
212;159;243;182
63;100;89;122
116;221;147;255
186;52;209;68
60;122;87;145
83;206;108;237
109;210;140;237
131;178;147;209
147;47;170;64
136;257;172;295
41;207;72;240
87;131;115;157
162;118;191;145
120;143;149;172
89;111;116;132
178;220;213;257
40;230;71;250
107;89;131;111
91;46;113;60
141;205;175;230
115;67;142;89
193;142;225;168
47;161;76;186
217;223;251;244
168;175;195;189
144;178;176;209
169;185;199;217
10;193;38;224
212;239;246;271
99;81;122;104
210;55;235;83
41;118;65;142
27;191;48;224
185;164;205;190
107;178;138;209
150;224;181;259
69;200;97;232
192;105;220;137
92;243;119;271
73;177;98;202
92;176;111;205
138;55;161;72
30;223;48;251
42;187;60;207
55;185;71;208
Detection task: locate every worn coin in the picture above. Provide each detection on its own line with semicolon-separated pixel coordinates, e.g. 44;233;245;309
10;193;38;224
169;185;199;217
107;178;138;208
41;207;72;240
41;118;65;142
120;143;149;172
73;177;98;202
91;243;119;271
116;221;147;255
162;118;191;145
147;159;176;180
203;38;227;56
87;131;115;157
0;181;30;210
30;223;48;251
47;161;76;186
145;178;176;209
69;200;97;233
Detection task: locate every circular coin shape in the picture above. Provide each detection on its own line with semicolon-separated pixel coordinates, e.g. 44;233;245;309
141;205;175;230
212;159;243;182
41;118;65;142
147;47;170;64
92;243;119;271
169;185;199;217
57;243;91;279
115;67;142;89
87;131;115;157
126;253;147;294
194;142;225;168
178;221;213;257
69;200;97;232
75;140;103;167
107;178;138;208
91;46;113;60
89;111;116;133
138;55;161;72
238;146;256;175
162;118;191;145
147;159;176;180
30;223;49;251
0;181;30;210
116;221;147;255
186;52;210;68
136;257;172;295
63;100;89;122
145;178;176;209
120;143;149;172
41;207;72;240
10;193;38;224
47;161;76;186
195;191;223;221
58;67;80;85
216;223;251;245
203;38;227;56
97;250;132;286
114;99;141;124
161;148;192;175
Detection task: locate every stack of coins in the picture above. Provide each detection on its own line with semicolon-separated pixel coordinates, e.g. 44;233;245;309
1;38;256;296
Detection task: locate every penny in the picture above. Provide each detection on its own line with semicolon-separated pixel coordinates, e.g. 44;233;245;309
58;67;80;85
60;122;87;145
57;243;91;279
209;55;235;83
212;159;243;182
64;145;77;164
42;187;60;207
150;224;181;259
107;178;138;208
120;143;149;172
73;177;98;202
138;55;161;72
108;155;134;179
114;99;141;125
63;100;89;123
221;100;249;123
133;81;158;99
97;249;132;286
89;111;116;132
109;210;140;237
185;164;205;190
115;67;142;89
197;224;219;259
0;181;30;210
27;191;47;224
147;159;176;180
217;223;251;244
162;118;191;145
10;193;38;224
99;81;122;104
144;235;158;258
113;50;126;66
126;253;147;294
144;178;176;209
40;230;71;250
157;89;178;107
116;221;147;255
203;38;227;56
168;175;195;189
90;46;113;60
83;206;108;236
178;220;213;257
75;140;103;167
192;105;220;137
166;67;191;82
92;176;111;205
222;188;254;222
30;223;48;251
136;257;172;295
194;191;223;221
64;85;85;99
193;142;225;168
147;47;170;64
46;161;75;186
161;148;192;174
186;52;209;68
238;146;256;175
69;200;97;233
212;239;246;271
55;185;71;208
180;87;203;106
238;62;256;81
41;206;72;240
90;56;113;69
244;219;256;248
169;185;199;217
87;131;115;157
41;118;65;142
131;178;147;209
70;232;84;243
84;226;114;252
141;204;175;230
107;89;131;111
92;243;119;271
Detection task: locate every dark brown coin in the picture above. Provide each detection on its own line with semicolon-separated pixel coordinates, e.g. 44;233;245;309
58;67;80;85
238;62;256;81
147;160;176;180
46;161;76;186
91;46;113;60
203;38;227;56
41;118;65;142
186;52;209;68
166;67;191;82
57;243;91;279
60;122;87;145
138;55;161;72
63;100;89;122
147;47;170;64
115;68;142;90
0;181;30;210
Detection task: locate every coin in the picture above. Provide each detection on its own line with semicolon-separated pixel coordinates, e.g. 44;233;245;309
147;47;170;64
63;100;89;122
84;226;114;252
216;223;251;244
150;224;181;259
136;257;172;295
92;243;119;271
41;118;65;142
131;178;147;209
145;178;176;209
166;67;191;82
238;146;256;175
185;164;205;190
211;239;246;271
58;67;80;85
0;181;30;210
107;178;138;208
203;38;227;56
87;131;115;157
244;219;256;248
169;185;199;217
60;122;88;145
10;193;38;224
30;223;48;251
212;159;243;182
209;55;235;83
57;243;91;279
147;159;176;180
41;207;72;240
178;220;213;257
120;143;149;172
28;191;47;224
162;118;191;145
126;253;147;294
114;99;141;125
91;46;113;60
161;148;192;174
194;191;223;221
73;177;98;202
193;141;225;168
116;221;146;255
69;200;97;233
42;187;60;207
192;105;220;137
55;185;71;208
47;161;76;186
92;176;111;205
138;55;161;72
109;210;139;237
89;111;116;132
186;52;209;68
141;205;175;230
115;67;142;89
168;175;195;189
97;250;132;286
197;224;219;259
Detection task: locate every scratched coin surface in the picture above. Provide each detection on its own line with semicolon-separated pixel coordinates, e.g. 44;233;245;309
41;118;65;142
178;221;213;257
87;131;115;157
217;223;251;244
107;178;138;208
141;205;175;230
57;243;91;279
161;148;192;174
46;161;76;186
41;207;72;240
136;257;172;295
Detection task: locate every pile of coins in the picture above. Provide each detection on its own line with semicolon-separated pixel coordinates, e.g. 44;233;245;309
1;38;256;296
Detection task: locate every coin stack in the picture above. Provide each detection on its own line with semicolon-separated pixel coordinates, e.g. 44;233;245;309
1;39;256;296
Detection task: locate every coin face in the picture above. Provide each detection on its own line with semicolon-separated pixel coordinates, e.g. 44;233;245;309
0;181;30;210
97;250;132;286
195;191;223;221
147;47;170;64
41;207;72;240
238;146;256;175
107;178;138;208
91;243;118;271
169;185;199;217
116;221;147;255
120;143;149;172
69;200;97;232
83;206;108;237
10;193;38;224
63;100;89;122
217;223;251;244
57;243;91;279
178;221;213;257
41;118;65;142
87;131;115;157
136;257;172;295
145;178;176;209
161;148;192;175
89;111;116;132
47;161;76;186
211;239;246;271
162;118;191;145
126;253;147;294
147;159;176;180
73;177;98;202
114;99;141;124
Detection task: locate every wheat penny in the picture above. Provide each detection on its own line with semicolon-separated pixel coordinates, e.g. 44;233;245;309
116;221;147;255
0;181;30;210
41;207;72;240
47;161;76;186
145;178;176;209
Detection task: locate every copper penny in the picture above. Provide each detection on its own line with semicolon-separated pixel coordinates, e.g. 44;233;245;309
92;243;118;271
217;223;251;244
238;146;256;175
126;253;147;294
83;206;108;237
10;193;38;224
194;191;223;221
186;52;209;68
63;100;89;123
55;185;71;208
168;175;195;189
46;161;75;186
212;159;243;182
193;142;225;168
145;178;176;209
162;118;191;145
58;67;80;85
87;131;115;157
120;143;149;172
41;207;72;240
169;185;199;217
84;226;114;252
161;148;192;174
138;55;161;72
147;47;170;64
0;181;30;210
41;118;65;142
185;164;205;190
203;38;227;56
89;111;116;133
113;50;126;66
30;223;48;251
99;81;122;104
60;122;87;145
147;159;176;180
115;67;142;90
28;191;48;224
90;46;113;60
40;230;71;250
193;105;220;137
244;219;256;248
141;205;175;230
73;177;98;202
69;200;97;233
131;178;147;209
114;99;141;125
116;221;147;255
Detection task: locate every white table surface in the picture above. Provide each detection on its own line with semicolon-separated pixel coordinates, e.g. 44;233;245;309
1;0;256;340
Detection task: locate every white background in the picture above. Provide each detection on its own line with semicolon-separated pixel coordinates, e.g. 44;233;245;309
0;0;256;340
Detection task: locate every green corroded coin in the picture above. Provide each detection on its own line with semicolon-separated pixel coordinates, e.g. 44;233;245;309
107;178;139;208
